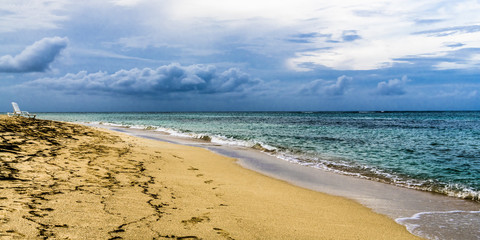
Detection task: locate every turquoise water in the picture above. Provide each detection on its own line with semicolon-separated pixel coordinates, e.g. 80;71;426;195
37;111;480;201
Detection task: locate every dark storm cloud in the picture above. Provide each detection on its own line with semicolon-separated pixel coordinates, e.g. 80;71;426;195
0;37;68;73
26;63;261;96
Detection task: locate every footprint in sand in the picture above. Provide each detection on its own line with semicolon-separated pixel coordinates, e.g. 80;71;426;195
213;227;235;240
181;215;210;226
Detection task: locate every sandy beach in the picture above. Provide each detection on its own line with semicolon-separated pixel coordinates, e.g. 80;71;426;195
0;116;420;239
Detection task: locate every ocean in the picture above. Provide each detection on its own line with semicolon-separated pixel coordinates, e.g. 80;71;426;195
37;111;480;202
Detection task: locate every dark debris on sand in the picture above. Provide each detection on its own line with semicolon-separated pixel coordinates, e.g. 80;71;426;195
0;116;229;239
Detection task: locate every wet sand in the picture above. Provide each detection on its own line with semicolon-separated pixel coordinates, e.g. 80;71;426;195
0;116;420;239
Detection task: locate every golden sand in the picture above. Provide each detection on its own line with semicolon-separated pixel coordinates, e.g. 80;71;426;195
0;116;421;239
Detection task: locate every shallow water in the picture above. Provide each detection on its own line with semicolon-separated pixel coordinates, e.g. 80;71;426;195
396;210;480;240
38;111;480;202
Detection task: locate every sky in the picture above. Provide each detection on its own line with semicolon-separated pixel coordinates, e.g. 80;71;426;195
1;0;479;112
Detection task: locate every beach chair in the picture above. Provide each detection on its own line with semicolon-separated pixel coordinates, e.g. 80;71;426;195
7;102;36;119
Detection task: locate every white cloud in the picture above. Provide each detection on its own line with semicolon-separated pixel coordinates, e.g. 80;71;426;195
5;0;480;73
101;0;480;71
0;36;68;73
300;75;352;96
376;76;410;96
434;54;480;70
0;0;67;32
110;0;144;7
434;62;470;70
287;1;480;70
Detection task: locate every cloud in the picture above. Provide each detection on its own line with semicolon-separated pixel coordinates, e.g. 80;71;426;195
25;63;261;96
0;37;68;73
445;43;465;48
414;19;444;25
0;1;67;32
53;0;480;73
286;32;319;43
71;48;155;62
413;25;480;36
376;76;409;96
435;89;478;99
111;0;144;7
433;52;480;70
341;30;361;42
285;1;480;71
300;75;352;96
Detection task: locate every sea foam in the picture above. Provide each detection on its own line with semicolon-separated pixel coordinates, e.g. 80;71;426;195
396;210;480;240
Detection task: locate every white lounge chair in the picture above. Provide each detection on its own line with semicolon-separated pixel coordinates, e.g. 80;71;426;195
7;102;36;119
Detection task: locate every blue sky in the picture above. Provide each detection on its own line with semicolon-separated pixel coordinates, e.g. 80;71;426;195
1;0;479;112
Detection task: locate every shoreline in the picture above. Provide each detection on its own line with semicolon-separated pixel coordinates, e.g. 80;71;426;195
0;116;421;239
88;123;480;240
32;112;480;202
